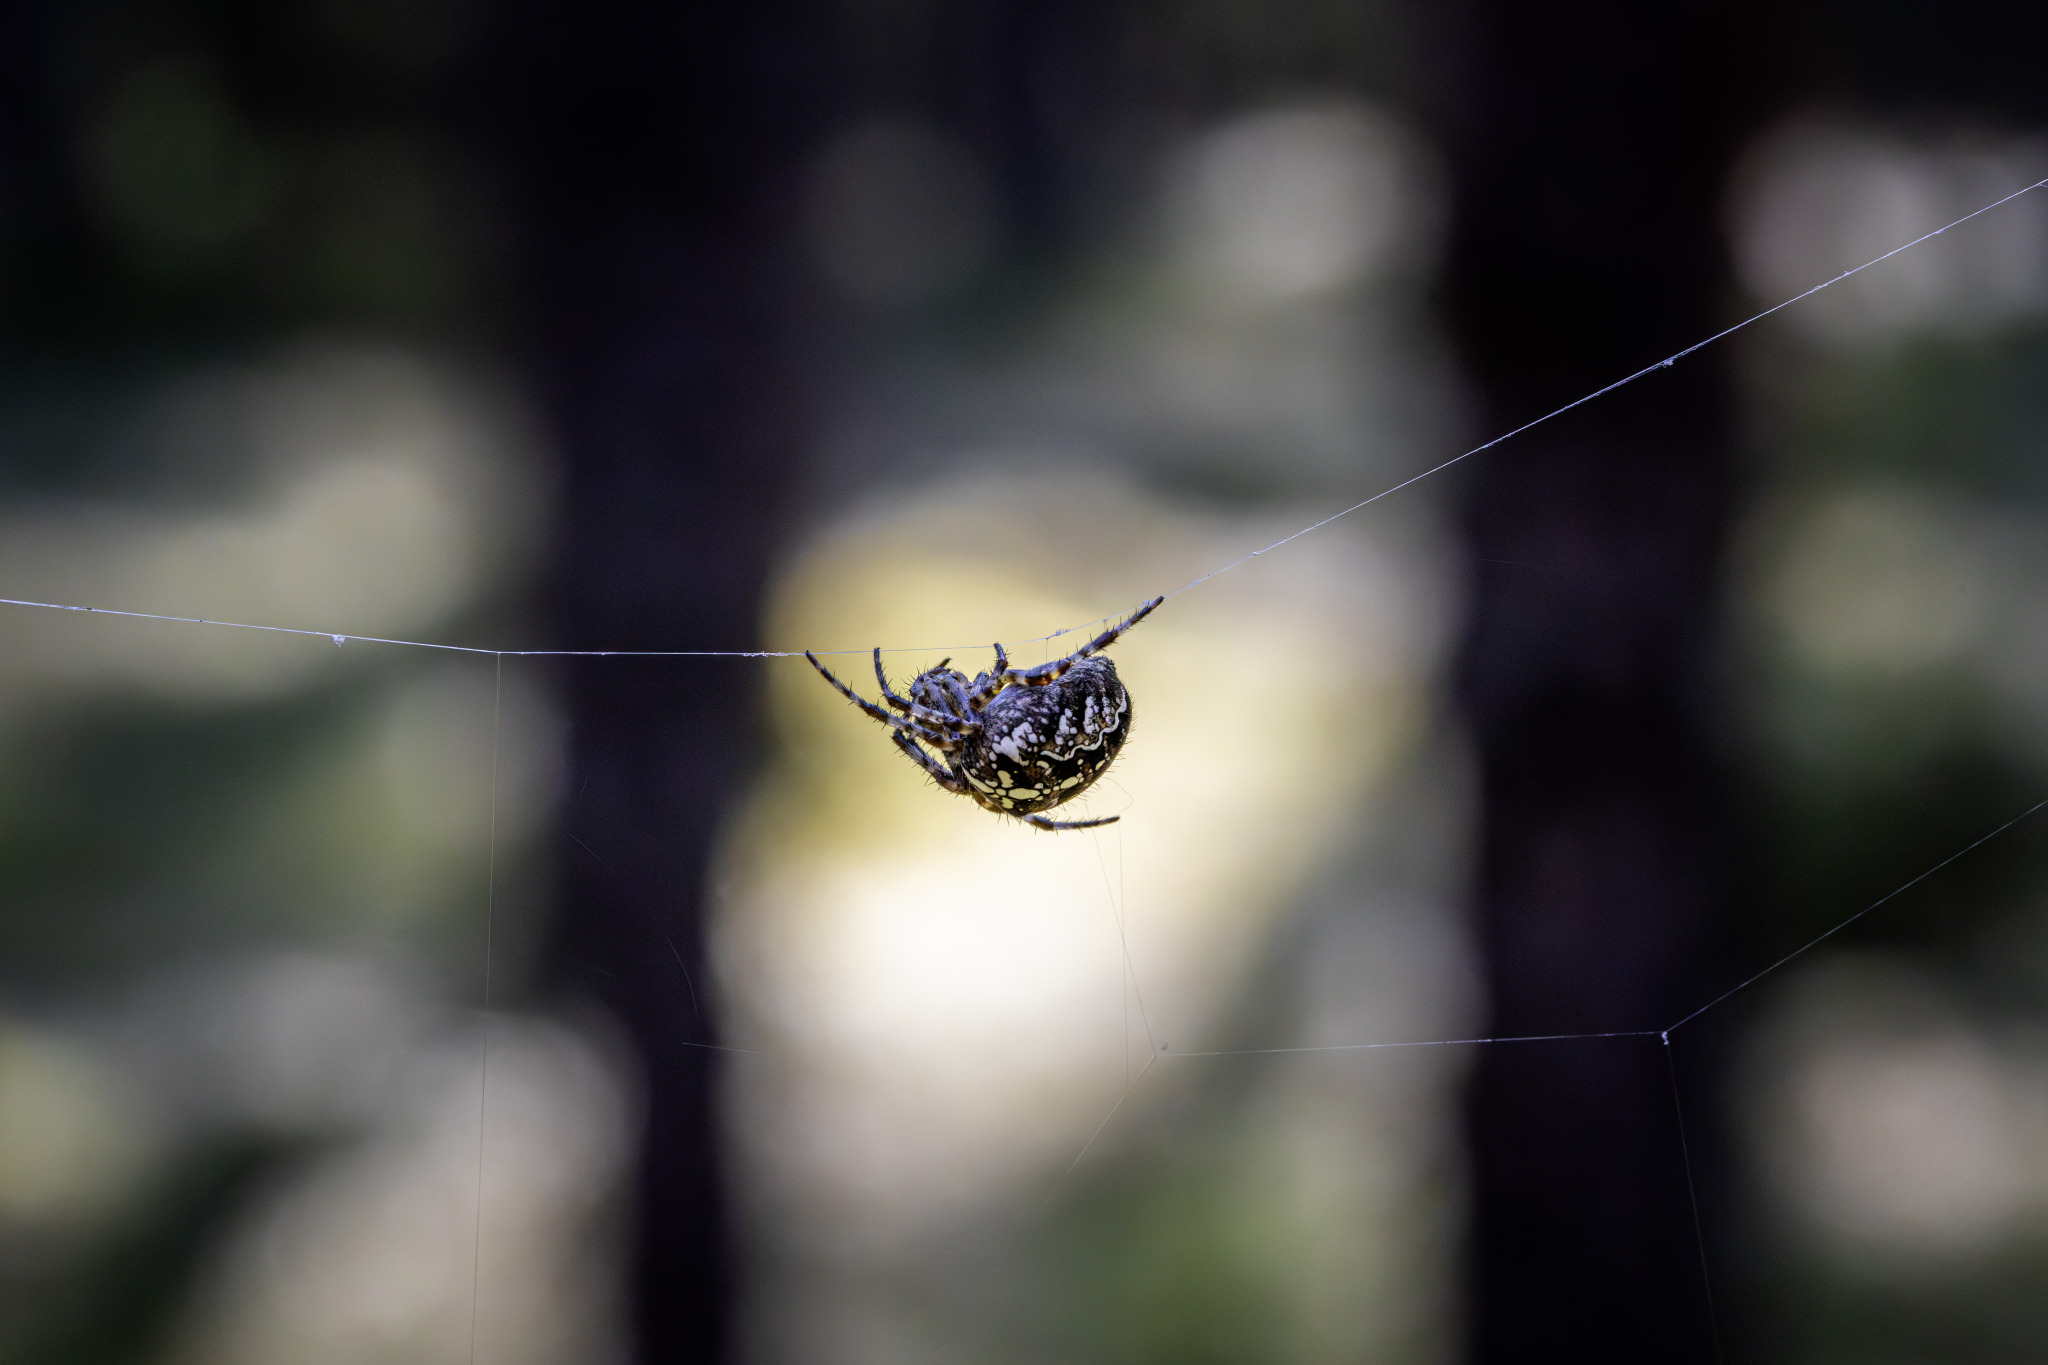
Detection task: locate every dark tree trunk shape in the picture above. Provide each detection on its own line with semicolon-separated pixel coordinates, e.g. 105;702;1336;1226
464;5;831;1361
1441;3;1756;1359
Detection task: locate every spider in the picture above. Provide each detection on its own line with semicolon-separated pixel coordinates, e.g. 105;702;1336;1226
805;596;1164;831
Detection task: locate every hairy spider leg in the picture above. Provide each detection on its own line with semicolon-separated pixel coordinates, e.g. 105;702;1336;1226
971;594;1165;703
937;674;979;727
978;643;1011;704
889;730;967;791
872;650;983;736
1024;810;1120;831
873;649;914;713
805;651;957;749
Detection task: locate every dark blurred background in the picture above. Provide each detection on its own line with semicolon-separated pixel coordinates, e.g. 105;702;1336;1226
4;2;2048;1363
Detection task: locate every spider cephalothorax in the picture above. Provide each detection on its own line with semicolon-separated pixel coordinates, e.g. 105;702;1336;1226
805;596;1162;831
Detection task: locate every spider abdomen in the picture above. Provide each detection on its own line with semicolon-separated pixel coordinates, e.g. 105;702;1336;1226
959;656;1131;815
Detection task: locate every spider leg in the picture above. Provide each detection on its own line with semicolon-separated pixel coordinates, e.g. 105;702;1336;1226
910;696;975;736
966;643;1010;709
807;650;904;727
806;651;954;746
1002;595;1165;689
1021;810;1120;831
873;648;913;714
922;725;968;754
890;731;968;792
938;675;981;730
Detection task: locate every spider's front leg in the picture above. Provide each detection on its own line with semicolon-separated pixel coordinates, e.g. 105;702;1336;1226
807;651;958;748
979;595;1166;697
872;649;914;714
807;650;907;729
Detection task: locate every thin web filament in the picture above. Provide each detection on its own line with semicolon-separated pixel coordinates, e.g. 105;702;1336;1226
3;175;2044;661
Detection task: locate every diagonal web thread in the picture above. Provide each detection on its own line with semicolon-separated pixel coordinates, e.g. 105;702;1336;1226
1157;794;2045;1060
1160;1029;1660;1057
1665;795;2048;1035
427;796;2046;1071
412;794;2046;1071
2;175;2045;660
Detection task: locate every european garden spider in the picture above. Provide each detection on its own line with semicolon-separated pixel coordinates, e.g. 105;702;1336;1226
805;596;1163;831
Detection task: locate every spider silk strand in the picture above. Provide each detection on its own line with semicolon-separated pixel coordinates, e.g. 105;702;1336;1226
2;175;2045;658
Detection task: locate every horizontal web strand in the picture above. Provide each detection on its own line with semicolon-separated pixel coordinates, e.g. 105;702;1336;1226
1173;794;2047;1059
2;176;2044;660
1160;1029;1660;1057
413;796;2042;1070
0;594;1116;660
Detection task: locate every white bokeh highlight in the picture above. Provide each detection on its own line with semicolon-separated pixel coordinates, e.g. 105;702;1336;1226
1730;119;2048;346
1754;958;2048;1261
1167;103;1438;304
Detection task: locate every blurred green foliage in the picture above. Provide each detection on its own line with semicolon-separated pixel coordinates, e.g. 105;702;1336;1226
0;4;518;1361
